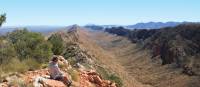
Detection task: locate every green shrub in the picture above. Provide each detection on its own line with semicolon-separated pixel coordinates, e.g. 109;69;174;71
67;57;77;66
108;74;123;87
62;45;79;59
0;29;54;75
7;29;53;63
48;33;64;55
96;66;123;87
96;66;110;79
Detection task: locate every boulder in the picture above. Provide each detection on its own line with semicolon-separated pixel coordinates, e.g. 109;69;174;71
42;79;66;87
182;65;196;76
0;82;8;87
33;77;66;87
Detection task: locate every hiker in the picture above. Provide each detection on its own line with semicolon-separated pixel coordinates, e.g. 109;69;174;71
48;56;72;86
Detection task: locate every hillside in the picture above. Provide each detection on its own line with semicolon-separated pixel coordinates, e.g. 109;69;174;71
104;23;200;87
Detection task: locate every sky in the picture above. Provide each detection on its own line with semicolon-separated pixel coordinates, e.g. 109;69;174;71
0;0;200;26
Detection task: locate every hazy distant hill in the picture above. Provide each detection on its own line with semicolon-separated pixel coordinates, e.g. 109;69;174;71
84;24;122;30
84;24;104;30
0;26;64;35
126;22;183;29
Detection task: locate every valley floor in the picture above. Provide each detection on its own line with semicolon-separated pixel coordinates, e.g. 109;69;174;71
87;30;200;87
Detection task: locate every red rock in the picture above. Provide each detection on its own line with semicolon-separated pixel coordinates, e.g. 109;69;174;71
92;75;103;85
42;79;66;87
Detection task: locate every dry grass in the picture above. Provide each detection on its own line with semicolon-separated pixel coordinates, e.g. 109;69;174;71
0;58;41;78
89;30;200;87
0;58;28;73
67;68;80;82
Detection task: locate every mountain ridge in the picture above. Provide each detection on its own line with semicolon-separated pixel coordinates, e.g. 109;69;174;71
126;22;183;29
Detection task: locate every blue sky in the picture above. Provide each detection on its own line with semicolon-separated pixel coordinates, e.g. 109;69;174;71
0;0;199;26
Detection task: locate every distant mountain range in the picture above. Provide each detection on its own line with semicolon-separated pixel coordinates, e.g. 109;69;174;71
126;22;183;29
84;22;187;30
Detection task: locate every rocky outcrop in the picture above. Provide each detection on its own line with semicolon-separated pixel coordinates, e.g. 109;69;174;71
80;70;116;87
0;56;117;87
62;43;94;66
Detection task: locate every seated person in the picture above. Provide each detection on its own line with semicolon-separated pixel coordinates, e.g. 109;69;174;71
48;56;72;86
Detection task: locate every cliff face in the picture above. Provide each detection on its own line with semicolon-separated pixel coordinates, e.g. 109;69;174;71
105;24;200;76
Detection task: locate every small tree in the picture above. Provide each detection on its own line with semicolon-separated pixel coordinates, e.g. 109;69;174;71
0;13;6;26
48;33;64;55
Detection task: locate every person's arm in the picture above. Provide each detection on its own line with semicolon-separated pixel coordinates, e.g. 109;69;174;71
55;64;63;75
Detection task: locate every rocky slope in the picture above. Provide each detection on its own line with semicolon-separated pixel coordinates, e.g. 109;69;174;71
105;23;200;72
104;23;200;87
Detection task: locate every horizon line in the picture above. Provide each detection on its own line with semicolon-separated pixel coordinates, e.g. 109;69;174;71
1;21;196;27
